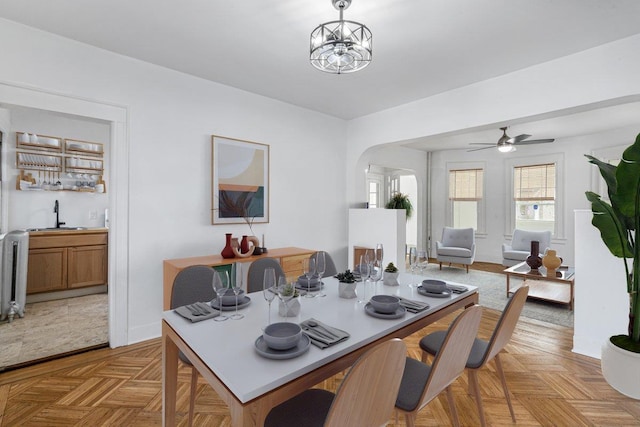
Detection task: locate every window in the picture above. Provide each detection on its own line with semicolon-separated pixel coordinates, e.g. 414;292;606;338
513;163;555;233
449;168;483;230
366;172;383;208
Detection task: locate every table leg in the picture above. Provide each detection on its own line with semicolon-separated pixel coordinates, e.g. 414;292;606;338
506;274;511;298
570;281;574;311
163;323;179;427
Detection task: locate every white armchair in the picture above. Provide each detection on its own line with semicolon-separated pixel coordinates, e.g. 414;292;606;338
436;227;476;273
502;229;552;267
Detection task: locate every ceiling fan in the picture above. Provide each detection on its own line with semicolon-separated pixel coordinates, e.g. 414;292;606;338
468;127;555;153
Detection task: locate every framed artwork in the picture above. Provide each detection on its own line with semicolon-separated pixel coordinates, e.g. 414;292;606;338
211;135;269;225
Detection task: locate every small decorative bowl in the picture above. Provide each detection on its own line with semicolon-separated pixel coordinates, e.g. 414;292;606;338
220;288;244;305
369;295;400;314
422;279;447;293
263;322;302;350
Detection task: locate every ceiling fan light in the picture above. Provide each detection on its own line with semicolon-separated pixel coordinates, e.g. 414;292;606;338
498;144;515;153
310;0;372;74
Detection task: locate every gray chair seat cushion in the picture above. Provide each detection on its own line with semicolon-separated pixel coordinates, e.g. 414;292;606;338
395;357;432;412
419;331;490;369
437;246;472;258
502;249;528;261
264;388;334;427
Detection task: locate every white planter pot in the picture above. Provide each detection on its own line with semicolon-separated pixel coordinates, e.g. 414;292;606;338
278;298;300;317
338;281;357;299
601;339;640;399
383;271;399;286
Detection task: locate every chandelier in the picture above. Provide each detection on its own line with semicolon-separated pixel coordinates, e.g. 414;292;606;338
310;0;372;74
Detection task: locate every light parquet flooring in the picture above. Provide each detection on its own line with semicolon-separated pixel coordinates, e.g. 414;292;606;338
1;309;639;426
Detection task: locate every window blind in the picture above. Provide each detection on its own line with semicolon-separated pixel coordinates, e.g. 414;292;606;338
449;168;483;201
514;163;555;200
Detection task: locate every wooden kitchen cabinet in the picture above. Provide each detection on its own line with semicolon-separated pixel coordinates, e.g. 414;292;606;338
27;229;108;294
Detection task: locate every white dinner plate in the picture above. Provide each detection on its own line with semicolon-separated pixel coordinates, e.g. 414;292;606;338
254;334;311;360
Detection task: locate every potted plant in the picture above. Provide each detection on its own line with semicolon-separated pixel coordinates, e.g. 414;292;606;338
385;192;413;221
278;282;300;317
383;262;400;286
585;132;640;398
336;269;357;299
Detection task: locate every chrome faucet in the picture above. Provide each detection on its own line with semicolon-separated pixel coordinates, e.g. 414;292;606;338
54;200;66;228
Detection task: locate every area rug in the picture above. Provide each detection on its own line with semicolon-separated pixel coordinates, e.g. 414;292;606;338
418;264;574;328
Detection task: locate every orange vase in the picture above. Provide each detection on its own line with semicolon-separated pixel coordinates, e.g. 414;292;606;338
542;249;561;276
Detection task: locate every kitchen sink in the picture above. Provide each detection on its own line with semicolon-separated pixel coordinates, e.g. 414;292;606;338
27;227;87;232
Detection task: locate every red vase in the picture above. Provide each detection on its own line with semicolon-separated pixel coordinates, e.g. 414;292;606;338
240;235;250;254
221;233;235;259
526;240;542;271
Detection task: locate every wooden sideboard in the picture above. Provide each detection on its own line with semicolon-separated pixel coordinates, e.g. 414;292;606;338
162;247;315;310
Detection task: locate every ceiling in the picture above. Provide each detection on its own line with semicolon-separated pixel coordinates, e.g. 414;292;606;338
0;0;639;150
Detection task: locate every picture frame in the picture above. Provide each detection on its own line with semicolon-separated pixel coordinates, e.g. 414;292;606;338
211;135;269;226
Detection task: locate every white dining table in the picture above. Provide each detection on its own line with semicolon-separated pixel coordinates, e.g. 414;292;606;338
162;273;478;427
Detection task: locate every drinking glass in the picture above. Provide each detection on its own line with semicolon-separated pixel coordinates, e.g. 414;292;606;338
212;270;229;322
370;258;383;293
277;277;294;322
409;247;417;273
375;243;384;265
417;250;428;275
303;257;316;298
262;268;276;326
230;262;244;320
315;252;327;297
357;255;370;304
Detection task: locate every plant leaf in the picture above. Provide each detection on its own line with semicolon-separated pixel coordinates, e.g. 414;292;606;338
586;191;633;258
612;133;640;222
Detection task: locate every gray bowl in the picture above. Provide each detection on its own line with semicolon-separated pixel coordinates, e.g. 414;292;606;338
263;322;302;350
220;288;245;305
369;295;400;314
422;279;447;293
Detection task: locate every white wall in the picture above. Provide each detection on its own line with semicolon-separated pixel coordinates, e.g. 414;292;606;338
574;210;628;358
0;19;348;344
7;107;110;229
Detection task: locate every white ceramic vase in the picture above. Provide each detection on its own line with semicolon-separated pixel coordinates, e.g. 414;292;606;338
383;271;399;286
601;339;640;399
278;298;300;317
338;281;357;299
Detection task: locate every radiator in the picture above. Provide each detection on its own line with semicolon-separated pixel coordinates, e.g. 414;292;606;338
0;230;29;322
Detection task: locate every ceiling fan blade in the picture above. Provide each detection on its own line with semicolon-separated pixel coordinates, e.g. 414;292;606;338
468;143;495;146
467;146;496;152
513;138;555;145
508;134;531;143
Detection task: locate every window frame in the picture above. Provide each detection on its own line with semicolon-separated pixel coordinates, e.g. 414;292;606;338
446;162;486;234
505;153;564;239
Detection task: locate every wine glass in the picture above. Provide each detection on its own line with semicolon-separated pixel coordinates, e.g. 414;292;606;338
408;247;418;288
262;268;276;326
230;263;244;320
357;255;370;304
417;250;428;275
212;270;229;322
370;258;383;293
375;243;384;265
303;257;316;298
277;277;294;322
315;252;327;297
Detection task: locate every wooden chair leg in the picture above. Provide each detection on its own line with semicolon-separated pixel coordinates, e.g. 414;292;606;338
439;262;442;270
494;353;516;422
466;264;469;273
468;369;487;427
405;412;416;427
445;385;461;427
188;366;198;426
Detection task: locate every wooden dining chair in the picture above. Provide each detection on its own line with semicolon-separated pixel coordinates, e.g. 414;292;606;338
170;265;216;427
395;305;482;427
264;338;407;427
310;251;338;277
419;285;529;426
246;257;285;293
